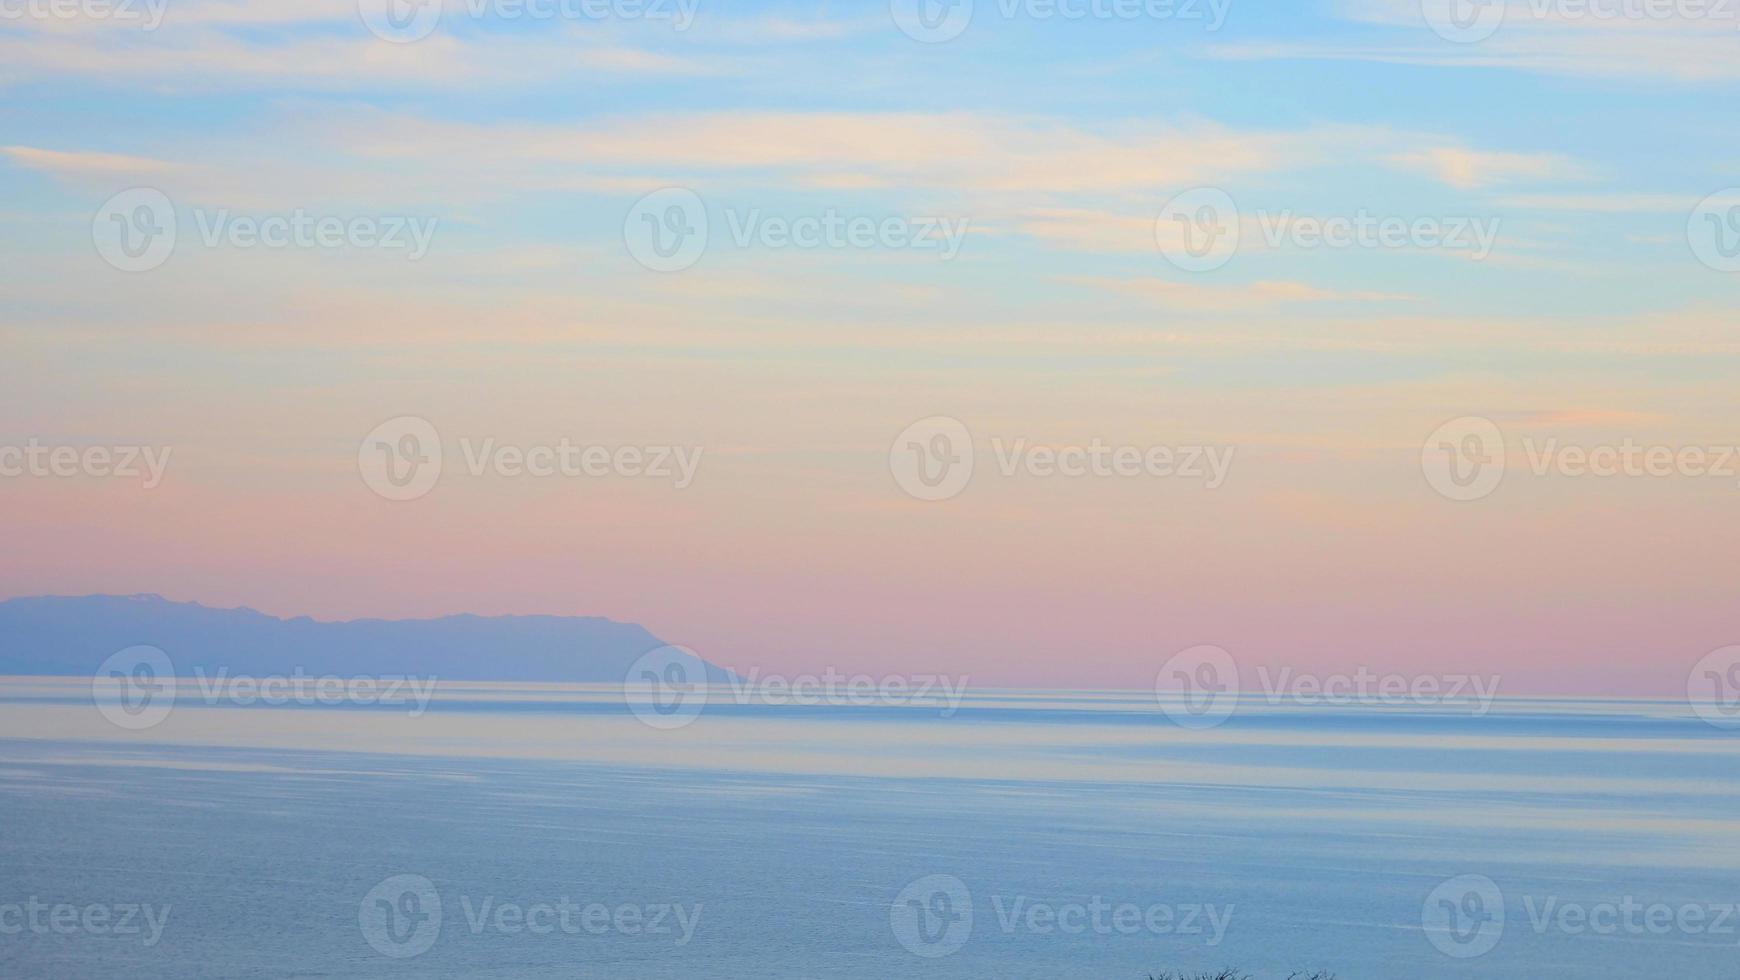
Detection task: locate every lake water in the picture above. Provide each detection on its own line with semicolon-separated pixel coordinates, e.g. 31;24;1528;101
0;680;1736;978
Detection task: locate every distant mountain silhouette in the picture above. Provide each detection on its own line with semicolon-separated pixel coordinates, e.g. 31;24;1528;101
0;594;732;682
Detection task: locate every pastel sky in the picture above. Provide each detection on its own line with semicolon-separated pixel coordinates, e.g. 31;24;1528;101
2;0;1737;694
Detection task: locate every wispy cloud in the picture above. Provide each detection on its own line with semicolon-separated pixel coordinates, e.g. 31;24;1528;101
2;146;185;177
1388;146;1580;189
0;23;722;89
1496;192;1710;212
4;109;1347;208
1068;275;1415;312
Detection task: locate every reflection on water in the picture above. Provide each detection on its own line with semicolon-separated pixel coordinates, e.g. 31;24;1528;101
0;681;1736;978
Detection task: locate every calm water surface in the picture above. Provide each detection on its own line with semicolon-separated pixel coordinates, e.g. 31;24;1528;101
0;682;1735;978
